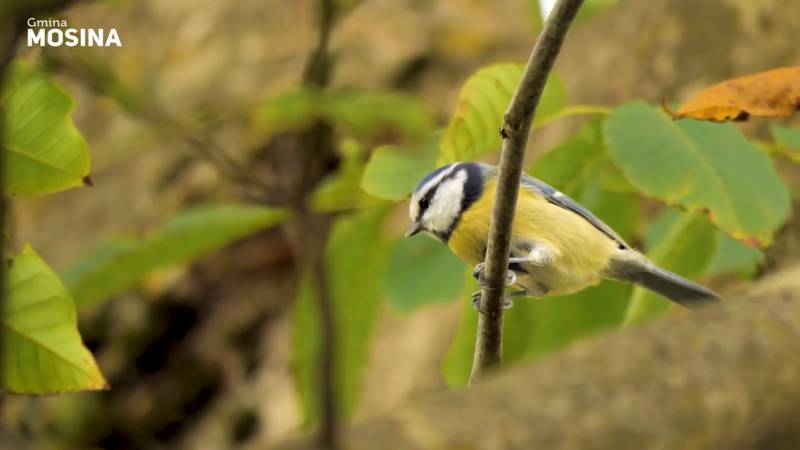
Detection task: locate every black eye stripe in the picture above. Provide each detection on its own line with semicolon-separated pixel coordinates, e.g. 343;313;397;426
416;190;435;221
421;191;433;207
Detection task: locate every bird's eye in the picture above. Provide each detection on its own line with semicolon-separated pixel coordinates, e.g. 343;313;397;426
419;197;430;209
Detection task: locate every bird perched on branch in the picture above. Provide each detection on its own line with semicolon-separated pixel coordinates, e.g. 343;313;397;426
405;162;719;310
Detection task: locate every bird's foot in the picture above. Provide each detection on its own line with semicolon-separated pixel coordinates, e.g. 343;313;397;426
472;262;517;287
470;290;514;314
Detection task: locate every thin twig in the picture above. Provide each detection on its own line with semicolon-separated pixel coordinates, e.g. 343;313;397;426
302;0;335;88
299;0;339;448
470;0;584;384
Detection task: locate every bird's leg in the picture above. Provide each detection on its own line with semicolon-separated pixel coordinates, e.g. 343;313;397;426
513;241;557;267
471;241;555;288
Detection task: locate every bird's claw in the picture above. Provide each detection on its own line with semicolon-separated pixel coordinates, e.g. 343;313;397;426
472;262;517;287
472;262;485;280
470;291;514;314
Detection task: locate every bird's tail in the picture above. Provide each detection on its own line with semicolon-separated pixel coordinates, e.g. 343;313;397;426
607;252;720;309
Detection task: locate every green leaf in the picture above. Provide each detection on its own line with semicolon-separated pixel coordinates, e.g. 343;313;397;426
623;208;717;325
3;245;107;394
254;88;432;143
324;89;433;142
504;280;632;362
63;204;289;307
443;123;640;386
439;64;565;163
254;87;320;137
531;120;634;197
772;124;800;163
384;236;465;312
311;138;387;211
360;132;439;201
293;208;391;425
605;102;790;246
706;232;764;278
2;62;90;196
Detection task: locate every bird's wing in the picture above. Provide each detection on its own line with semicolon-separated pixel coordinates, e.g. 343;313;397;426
519;172;631;250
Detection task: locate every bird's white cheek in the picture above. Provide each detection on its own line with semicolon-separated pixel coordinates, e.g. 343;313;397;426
425;201;458;232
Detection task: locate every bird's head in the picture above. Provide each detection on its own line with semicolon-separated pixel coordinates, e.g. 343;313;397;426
406;162;483;242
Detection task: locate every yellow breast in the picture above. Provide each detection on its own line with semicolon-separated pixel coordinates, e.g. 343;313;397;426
448;181;617;277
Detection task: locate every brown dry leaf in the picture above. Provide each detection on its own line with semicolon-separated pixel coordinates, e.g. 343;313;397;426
664;67;800;122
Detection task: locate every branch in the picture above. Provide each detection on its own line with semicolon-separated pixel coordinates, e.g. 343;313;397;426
297;0;339;448
276;264;800;450
302;0;335;88
471;0;584;382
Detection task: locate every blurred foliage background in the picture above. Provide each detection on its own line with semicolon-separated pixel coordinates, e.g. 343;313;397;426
1;0;799;449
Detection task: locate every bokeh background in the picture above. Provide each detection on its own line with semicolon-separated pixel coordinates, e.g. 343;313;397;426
2;0;799;449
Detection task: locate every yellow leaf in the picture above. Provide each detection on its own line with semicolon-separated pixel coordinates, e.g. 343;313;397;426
665;67;800;122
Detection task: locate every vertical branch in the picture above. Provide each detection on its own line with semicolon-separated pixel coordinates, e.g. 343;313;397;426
302;0;334;88
298;0;339;448
470;0;584;383
295;208;338;449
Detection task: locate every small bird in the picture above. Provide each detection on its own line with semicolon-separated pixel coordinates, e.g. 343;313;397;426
406;162;719;309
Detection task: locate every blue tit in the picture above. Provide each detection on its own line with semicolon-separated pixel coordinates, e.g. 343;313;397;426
405;162;719;308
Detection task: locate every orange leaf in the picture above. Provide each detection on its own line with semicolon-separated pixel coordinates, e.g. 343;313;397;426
664;67;800;122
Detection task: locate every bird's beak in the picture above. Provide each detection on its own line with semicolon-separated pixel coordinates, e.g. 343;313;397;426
405;221;422;237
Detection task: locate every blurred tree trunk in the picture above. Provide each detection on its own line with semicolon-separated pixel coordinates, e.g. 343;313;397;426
558;0;800;106
276;263;800;450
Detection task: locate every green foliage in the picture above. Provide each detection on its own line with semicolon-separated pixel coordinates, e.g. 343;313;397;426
531;120;633;196
444;282;635;387
772;124;800;162
255;87;433;142
623;208;717;325
63;204;289;307
361;133;439;201
439;64;565;163
605;102;790;246
324;89;433;142
312;139;387;211
2;62;90;196
2;245;107;394
255;87;320;138
442;121;638;386
0;61;103;396
706;232;764;278
383;235;466;312
293;208;391;425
